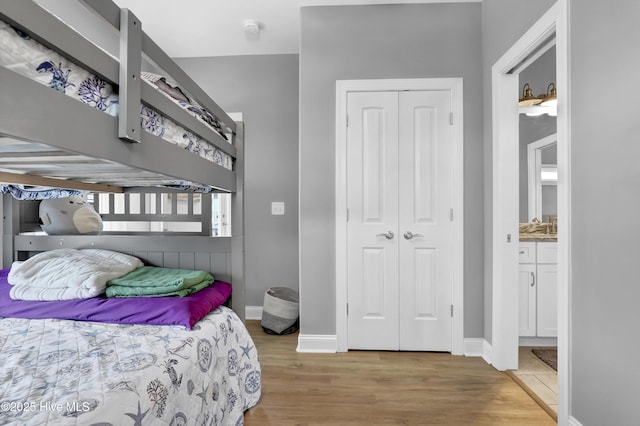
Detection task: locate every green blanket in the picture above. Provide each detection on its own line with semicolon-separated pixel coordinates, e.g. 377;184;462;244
106;266;214;298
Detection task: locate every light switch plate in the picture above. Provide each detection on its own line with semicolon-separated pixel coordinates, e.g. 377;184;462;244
271;201;285;215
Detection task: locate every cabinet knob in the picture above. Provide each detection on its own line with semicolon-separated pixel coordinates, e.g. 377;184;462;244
519;250;525;254
531;271;535;287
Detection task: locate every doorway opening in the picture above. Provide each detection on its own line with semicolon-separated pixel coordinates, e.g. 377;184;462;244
490;1;570;424
516;131;559;419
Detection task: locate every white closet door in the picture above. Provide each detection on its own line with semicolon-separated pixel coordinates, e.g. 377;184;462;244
346;90;453;352
398;90;453;351
346;91;400;350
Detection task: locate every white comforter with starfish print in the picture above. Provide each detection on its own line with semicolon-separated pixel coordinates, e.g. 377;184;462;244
0;306;261;425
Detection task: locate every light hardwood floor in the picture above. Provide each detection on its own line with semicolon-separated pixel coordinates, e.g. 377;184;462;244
244;321;555;425
509;346;558;421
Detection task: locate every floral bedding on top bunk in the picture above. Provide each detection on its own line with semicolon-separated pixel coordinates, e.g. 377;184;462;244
0;185;82;201
0;20;233;182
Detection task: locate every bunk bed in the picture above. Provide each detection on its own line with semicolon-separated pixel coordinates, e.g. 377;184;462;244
0;1;258;424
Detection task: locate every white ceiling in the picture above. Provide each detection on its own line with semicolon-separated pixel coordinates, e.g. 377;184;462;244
112;0;300;58
112;0;478;58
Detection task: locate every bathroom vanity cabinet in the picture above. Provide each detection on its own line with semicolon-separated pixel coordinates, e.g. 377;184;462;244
519;241;557;337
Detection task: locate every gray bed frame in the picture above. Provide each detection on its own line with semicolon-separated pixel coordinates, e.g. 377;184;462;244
0;1;246;320
0;0;236;191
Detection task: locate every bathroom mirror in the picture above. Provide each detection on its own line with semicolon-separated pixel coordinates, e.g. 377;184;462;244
527;133;557;222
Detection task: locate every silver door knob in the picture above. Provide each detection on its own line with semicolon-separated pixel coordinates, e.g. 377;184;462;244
376;231;394;240
403;231;424;240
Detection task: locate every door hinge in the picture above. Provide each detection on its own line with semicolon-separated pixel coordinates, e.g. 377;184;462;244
449;112;453;125
346;209;349;222
347;303;349;315
450;304;454;317
346;114;349;127
450;208;453;221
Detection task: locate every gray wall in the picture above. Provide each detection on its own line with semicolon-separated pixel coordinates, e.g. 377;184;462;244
299;3;484;337
480;0;557;343
176;54;300;306
518;46;557;222
570;1;640;424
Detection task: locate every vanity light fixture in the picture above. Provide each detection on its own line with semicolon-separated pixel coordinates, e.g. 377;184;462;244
525;108;547;117
518;83;542;107
519;82;557;116
539;82;557;107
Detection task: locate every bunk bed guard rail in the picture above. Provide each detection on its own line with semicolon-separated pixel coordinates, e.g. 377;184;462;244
0;0;237;193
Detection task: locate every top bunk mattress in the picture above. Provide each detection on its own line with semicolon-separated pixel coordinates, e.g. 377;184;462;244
0;3;237;192
0;19;232;169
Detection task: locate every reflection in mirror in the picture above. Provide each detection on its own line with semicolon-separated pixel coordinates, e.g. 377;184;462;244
540;166;557;182
540;162;557;224
527;134;557;222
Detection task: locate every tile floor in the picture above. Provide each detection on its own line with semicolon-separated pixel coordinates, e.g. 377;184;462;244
512;346;558;416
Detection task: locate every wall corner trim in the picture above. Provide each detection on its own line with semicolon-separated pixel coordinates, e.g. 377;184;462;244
481;339;493;365
568;417;584;426
297;334;337;353
463;338;493;365
463;338;484;356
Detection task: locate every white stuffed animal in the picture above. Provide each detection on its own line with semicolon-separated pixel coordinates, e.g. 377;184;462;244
39;196;103;235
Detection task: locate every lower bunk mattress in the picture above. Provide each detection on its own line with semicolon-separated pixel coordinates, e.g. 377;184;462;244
0;307;261;425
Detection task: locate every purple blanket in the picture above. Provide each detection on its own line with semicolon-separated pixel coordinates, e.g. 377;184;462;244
0;268;231;329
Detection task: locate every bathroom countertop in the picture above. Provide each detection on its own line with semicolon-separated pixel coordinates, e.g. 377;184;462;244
519;233;558;242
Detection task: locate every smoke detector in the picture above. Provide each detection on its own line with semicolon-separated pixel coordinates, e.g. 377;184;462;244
244;20;261;34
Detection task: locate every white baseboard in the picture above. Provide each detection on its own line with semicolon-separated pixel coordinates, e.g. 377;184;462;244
568;416;584;426
463;338;493;365
519;336;557;347
463;338;484;357
297;334;337;353
481;339;493;365
245;306;263;321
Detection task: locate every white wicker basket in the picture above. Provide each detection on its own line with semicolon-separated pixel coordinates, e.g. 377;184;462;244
261;287;299;335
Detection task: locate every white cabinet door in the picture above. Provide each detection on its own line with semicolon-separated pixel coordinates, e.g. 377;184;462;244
537;242;558;264
518;241;558;338
518;263;537;337
536;263;558;337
